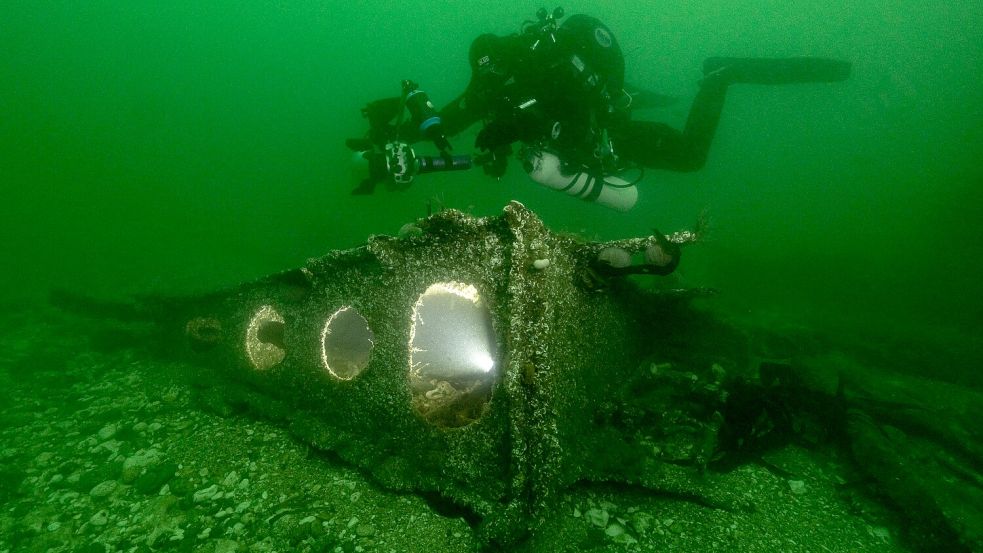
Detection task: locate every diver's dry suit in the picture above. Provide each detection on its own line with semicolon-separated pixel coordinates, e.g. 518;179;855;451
434;14;851;211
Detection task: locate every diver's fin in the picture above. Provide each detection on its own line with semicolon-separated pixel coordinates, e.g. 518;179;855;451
702;57;852;85
623;84;679;109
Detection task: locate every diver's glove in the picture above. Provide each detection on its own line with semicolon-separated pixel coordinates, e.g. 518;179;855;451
475;118;522;152
475;119;522;178
477;144;511;178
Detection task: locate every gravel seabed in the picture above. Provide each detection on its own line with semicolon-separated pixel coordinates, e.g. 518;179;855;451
0;307;909;552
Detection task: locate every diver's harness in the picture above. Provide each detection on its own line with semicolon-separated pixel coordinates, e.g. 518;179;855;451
345;7;641;210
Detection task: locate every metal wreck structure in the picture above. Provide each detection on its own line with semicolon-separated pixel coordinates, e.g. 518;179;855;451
164;201;731;546
59;201;979;550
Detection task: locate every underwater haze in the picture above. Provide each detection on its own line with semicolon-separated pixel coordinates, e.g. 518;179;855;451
3;1;983;551
3;1;982;356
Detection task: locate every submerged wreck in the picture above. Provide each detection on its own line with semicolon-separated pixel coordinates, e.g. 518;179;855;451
159;201;721;547
62;202;982;550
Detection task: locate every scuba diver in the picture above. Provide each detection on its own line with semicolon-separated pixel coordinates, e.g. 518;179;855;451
346;7;851;211
345;8;850;273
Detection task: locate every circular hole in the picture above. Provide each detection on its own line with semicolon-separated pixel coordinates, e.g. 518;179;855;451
186;317;223;351
321;306;374;380
408;282;499;428
245;305;286;370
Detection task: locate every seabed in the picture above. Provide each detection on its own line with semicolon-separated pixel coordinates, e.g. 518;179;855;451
0;308;906;552
0;204;978;552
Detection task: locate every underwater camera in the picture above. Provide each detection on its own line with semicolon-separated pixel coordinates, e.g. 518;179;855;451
346;80;473;195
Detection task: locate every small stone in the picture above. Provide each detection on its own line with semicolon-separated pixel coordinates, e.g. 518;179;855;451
612;531;637;545
355;524;375;537
629;512;653;535
162;388;180;403
605;523;625;537
47;521;61;532
869;526;890;541
573;507;581;518
532;258;550;270
788;480;806;495
193;484;219;503
122;449;161;483
89;510;108;526
149;422;163;432
132;422;148;433
586;508;609;528
222;471;239;488
89;480;118;498
97;424;118;441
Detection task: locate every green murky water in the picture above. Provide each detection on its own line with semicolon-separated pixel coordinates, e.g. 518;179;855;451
1;2;981;551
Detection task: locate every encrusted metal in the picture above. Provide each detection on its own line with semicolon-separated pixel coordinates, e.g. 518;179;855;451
175;201;734;546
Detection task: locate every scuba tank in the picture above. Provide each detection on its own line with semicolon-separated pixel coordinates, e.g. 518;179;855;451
523;148;637;212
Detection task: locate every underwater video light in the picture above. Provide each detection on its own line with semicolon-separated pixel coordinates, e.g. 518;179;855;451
408;281;499;428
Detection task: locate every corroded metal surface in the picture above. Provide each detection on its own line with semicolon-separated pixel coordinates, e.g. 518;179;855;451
174;201;735;546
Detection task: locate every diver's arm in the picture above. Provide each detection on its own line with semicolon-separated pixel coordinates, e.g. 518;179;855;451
438;90;483;137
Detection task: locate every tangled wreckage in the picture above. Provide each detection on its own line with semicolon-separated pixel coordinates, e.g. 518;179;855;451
63;202;983;550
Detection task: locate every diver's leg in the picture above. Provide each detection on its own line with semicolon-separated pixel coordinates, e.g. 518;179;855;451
703;57;852;85
612;121;690;171
679;77;728;171
612;78;727;172
614;57;850;172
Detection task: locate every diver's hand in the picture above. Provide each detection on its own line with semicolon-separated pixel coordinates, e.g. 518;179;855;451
475;119;521;152
474;144;511;178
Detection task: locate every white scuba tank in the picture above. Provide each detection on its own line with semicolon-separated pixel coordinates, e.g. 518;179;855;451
524;149;638;212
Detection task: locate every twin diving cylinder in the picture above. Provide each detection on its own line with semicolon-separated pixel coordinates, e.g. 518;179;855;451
523;149;638;212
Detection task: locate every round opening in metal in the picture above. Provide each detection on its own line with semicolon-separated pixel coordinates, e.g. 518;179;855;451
408;282;498;428
320;306;374;380
245;305;286;371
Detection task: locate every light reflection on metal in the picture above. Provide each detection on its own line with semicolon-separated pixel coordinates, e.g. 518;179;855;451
185;317;223;351
320;306;374;380
245;305;286;371
408;282;498;428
